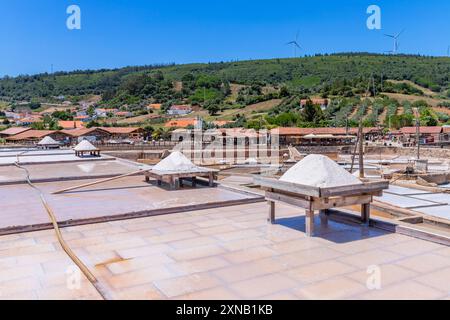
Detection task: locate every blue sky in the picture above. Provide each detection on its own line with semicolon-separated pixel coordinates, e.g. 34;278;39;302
1;0;449;76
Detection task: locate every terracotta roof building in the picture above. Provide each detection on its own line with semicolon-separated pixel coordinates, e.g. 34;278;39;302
5;130;57;143
0;127;31;137
58;121;85;130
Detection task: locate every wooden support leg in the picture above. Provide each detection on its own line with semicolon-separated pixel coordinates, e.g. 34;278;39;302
208;173;214;187
145;175;150;183
179;178;183;188
157;180;162;186
173;178;180;190
319;210;329;226
192;177;197;187
305;210;315;237
361;203;370;225
268;201;275;224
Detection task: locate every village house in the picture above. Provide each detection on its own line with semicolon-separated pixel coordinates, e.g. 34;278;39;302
167;105;192;116
95;108;118;118
147;103;162;111
300;98;329;110
399;126;443;144
0;127;31;138
271;127;382;146
17;115;43;126
58;120;85;130
5;130;70;144
100;127;144;141
60;128;111;144
114;111;134;118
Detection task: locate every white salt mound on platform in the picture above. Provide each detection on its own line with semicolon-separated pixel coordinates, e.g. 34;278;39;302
153;151;199;172
38;136;59;145
280;154;362;188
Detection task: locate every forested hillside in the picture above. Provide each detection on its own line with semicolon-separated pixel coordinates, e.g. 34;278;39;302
1;54;449;101
1;53;450;130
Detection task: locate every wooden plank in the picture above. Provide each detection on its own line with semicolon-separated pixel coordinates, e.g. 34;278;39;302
254;176;321;198
320;181;389;197
312;195;373;210
265;191;312;210
53;169;148;194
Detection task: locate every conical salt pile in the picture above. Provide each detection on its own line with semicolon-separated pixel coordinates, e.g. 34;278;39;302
38;136;59;145
74;140;98;151
280;154;362;188
153;151;198;172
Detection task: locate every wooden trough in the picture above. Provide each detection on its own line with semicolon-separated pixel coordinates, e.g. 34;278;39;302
145;167;219;190
254;175;389;237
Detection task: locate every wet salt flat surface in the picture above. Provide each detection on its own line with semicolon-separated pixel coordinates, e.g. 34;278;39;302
0;201;449;300
0;176;257;231
0;149;74;158
0;154;113;166
377;186;450;220
0;160;144;184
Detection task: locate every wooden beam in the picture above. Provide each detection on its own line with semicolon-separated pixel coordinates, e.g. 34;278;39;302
265;191;312;210
320;181;389;197
312;195;373;211
52;169;148;195
254;176;321;198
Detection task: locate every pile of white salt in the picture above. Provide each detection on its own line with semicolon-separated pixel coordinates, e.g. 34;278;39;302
280;154;362;188
153;151;199;172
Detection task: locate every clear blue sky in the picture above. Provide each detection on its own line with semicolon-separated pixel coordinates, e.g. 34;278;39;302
1;0;449;76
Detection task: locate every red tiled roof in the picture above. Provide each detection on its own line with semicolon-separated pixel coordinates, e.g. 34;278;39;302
115;112;132;117
100;127;143;134
58;121;85;130
147;104;162;110
400;127;442;134
60;128;109;137
271;127;381;136
165;119;197;128
0;127;31;136
300;99;329;106
170;105;192;110
6;130;56;141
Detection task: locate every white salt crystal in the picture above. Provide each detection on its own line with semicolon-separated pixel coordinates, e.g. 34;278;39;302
280;154;362;188
153;151;199;172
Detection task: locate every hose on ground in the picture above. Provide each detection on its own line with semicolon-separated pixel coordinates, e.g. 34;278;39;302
14;151;111;300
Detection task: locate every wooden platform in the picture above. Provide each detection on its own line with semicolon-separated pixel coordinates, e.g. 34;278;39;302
254;176;389;237
145;168;219;190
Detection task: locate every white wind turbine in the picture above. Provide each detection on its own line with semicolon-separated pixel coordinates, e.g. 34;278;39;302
286;30;302;58
384;29;405;54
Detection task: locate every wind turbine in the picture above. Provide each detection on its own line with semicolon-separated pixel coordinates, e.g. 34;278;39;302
384;29;405;54
447;45;450;57
286;31;301;58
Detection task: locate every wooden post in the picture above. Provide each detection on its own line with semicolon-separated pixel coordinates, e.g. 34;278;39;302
319;210;329;226
305;210;315;237
145;175;150;183
192;177;197;187
157;180;162;186
208;173;214;187
268;201;275;224
361;203;370;225
358;121;365;179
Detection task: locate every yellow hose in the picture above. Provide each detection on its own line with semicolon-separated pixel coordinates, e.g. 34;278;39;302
14;152;111;300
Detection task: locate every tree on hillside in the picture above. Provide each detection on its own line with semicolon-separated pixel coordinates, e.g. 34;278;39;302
301;99;324;124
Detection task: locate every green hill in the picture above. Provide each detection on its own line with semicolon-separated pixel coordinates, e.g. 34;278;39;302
1;53;449;129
